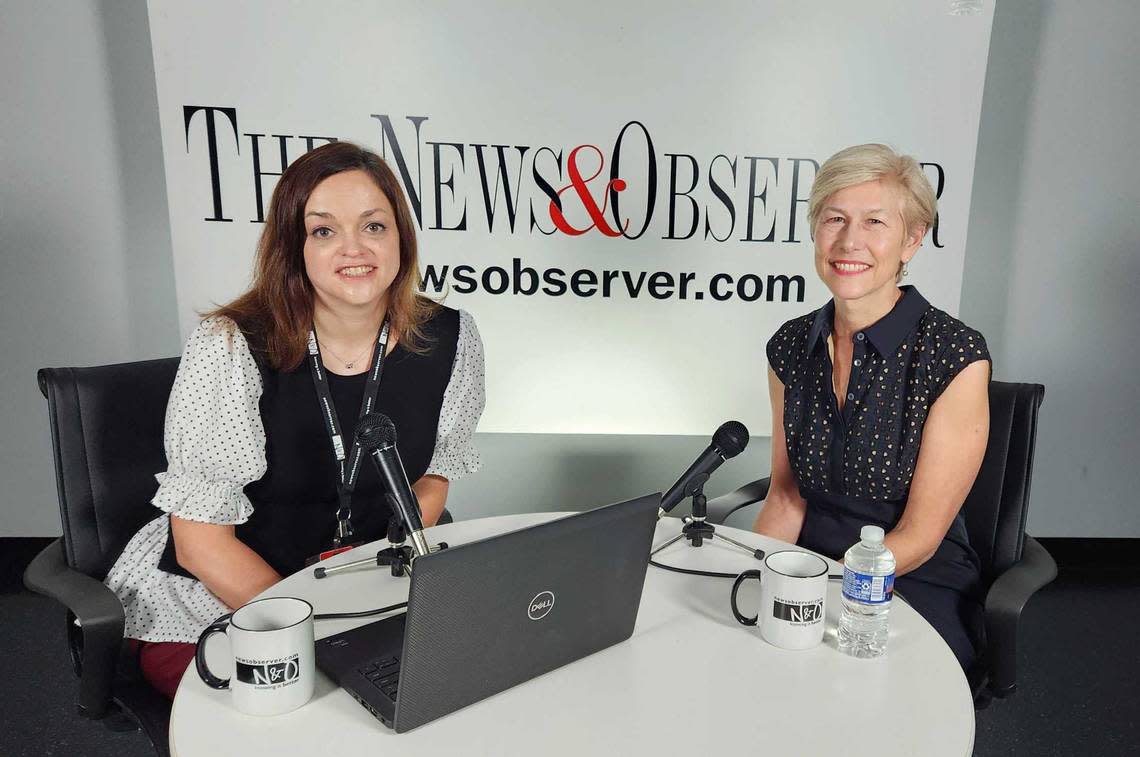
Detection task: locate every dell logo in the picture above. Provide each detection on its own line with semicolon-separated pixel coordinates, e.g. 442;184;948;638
528;590;555;620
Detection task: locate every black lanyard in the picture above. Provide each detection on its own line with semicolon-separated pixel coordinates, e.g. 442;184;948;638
307;318;390;547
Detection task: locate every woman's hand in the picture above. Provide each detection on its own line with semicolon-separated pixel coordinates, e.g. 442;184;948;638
887;360;990;575
412;474;450;527
170;516;282;610
752;366;808;544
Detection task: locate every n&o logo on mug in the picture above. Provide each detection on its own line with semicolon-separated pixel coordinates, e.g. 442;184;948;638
772;598;824;625
236;654;301;689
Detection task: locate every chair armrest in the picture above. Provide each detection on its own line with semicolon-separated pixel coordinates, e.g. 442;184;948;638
705;478;771;525
23;538;125;719
983;535;1057;697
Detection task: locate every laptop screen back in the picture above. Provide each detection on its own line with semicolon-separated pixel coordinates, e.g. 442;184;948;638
392;493;660;732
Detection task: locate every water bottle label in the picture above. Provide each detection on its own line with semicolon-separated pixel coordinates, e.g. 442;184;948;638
842;567;895;604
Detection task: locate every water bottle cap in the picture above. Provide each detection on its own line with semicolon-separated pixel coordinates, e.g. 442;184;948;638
860;525;885;543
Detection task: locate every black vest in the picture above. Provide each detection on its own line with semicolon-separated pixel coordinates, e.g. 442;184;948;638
159;307;460;578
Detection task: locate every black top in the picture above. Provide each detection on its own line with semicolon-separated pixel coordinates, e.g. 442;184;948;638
159;306;461;578
766;286;990;593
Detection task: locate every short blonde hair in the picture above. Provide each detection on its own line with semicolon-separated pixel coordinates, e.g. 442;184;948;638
808;144;937;238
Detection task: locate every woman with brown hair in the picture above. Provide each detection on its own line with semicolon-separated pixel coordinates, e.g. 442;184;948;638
104;141;485;698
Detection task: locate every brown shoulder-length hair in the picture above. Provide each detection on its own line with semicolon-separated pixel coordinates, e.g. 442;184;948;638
207;141;437;370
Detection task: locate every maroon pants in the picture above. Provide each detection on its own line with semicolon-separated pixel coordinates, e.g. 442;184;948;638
131;640;196;699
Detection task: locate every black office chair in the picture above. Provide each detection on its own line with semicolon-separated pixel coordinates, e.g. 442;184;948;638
705;380;1056;704
24;358;181;756
24;357;458;755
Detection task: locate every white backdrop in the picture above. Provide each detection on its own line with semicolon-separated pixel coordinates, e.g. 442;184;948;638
147;0;994;435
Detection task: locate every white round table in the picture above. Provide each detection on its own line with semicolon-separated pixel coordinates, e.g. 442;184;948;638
171;513;974;756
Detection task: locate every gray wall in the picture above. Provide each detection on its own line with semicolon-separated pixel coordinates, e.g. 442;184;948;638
960;0;1140;537
449;434;770;519
2;0;1137;538
0;0;180;535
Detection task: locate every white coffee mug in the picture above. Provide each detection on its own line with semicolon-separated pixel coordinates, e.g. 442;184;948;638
195;596;315;716
730;550;829;650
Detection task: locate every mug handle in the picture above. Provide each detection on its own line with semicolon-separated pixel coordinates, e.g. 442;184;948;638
730;569;764;626
195;613;234;690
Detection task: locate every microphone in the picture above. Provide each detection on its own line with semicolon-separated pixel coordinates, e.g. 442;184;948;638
659;421;750;515
355;413;431;558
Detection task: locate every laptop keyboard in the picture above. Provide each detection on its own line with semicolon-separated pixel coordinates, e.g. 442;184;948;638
357;655;401;701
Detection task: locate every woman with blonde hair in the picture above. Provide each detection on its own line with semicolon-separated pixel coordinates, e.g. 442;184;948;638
104;141;485;697
754;144;990;669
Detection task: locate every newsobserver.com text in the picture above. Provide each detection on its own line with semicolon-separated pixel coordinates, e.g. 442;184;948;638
420;258;806;303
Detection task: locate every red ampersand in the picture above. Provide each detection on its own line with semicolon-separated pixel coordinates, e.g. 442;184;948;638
549;145;629;237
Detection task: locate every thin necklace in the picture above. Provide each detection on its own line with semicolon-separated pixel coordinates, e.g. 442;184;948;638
320;339;373;370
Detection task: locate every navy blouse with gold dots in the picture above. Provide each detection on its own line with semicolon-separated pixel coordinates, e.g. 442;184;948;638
766;286;990;594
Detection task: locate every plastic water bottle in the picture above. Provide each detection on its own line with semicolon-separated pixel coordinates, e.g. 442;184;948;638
838;525;896;658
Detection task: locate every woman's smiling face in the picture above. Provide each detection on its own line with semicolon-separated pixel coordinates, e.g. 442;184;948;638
303;169;401;314
813;179;923;305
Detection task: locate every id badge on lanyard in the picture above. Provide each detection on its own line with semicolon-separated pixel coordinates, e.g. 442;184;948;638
306;318;390;550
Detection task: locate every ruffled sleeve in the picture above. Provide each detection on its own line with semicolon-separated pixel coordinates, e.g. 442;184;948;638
425;309;485;481
151;316;266;524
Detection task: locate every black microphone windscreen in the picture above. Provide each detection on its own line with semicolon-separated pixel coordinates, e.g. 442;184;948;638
713;420;749;459
355;412;397;451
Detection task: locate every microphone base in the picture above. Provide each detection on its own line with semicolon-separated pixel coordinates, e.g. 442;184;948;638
650;521;764;562
375;543;416;577
666;490;718;547
650;488;765;562
680;518;716;547
313;540;449;579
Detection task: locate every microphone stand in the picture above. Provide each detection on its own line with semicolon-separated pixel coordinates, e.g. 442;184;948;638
651;484;763;560
314;515;448;580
